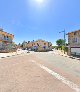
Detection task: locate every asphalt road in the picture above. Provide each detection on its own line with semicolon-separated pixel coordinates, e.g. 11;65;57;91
0;51;80;92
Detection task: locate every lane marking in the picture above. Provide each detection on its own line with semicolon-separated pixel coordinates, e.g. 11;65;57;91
31;60;80;92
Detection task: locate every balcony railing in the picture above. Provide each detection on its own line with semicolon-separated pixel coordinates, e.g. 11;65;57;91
0;37;12;42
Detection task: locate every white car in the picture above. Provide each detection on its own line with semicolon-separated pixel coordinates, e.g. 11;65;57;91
16;49;22;54
17;49;22;51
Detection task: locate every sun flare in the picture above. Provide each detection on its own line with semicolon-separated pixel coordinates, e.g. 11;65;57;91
35;0;44;4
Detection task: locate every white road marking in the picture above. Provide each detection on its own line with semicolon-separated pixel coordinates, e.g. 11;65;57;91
31;60;80;92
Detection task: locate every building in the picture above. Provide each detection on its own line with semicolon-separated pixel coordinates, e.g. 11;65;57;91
0;28;14;51
67;29;80;56
27;39;52;51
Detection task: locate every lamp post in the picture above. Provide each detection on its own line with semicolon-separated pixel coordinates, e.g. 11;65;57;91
59;29;66;54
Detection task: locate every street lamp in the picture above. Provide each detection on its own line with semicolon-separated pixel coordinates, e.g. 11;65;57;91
59;29;66;54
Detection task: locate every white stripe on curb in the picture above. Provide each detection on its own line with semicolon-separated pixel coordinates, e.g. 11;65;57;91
0;53;30;60
31;60;80;92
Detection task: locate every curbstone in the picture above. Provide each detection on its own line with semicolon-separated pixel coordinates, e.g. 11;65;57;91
1;57;5;58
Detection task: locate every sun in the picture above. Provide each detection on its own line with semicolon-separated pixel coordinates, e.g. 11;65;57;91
28;0;47;8
35;0;44;4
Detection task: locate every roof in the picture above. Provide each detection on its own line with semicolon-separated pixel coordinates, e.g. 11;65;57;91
0;28;14;36
67;29;80;35
35;39;46;42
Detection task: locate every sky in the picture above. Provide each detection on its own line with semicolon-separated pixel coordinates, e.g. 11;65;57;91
0;0;80;45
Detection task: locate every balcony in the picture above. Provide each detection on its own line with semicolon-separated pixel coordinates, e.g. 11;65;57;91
4;38;9;41
0;37;12;42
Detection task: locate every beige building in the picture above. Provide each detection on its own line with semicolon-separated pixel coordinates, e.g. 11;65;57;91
27;39;52;51
67;30;80;56
0;28;14;50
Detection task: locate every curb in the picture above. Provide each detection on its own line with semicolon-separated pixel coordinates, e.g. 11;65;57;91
1;57;5;58
0;52;29;59
59;54;80;61
0;54;19;59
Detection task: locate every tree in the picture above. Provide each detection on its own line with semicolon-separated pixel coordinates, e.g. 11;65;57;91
28;41;30;43
21;41;27;49
18;43;21;46
56;39;65;46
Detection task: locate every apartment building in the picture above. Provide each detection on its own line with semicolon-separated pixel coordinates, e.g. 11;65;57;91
27;39;52;51
0;28;14;50
67;30;80;56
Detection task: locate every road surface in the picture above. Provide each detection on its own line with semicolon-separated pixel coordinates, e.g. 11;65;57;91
0;51;80;92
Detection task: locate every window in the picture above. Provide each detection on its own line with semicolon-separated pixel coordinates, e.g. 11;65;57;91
73;38;78;43
37;43;39;46
7;36;8;38
75;38;77;42
72;38;75;43
4;36;6;39
74;32;77;35
44;43;46;45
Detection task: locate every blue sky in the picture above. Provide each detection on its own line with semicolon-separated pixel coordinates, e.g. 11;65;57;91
0;0;80;45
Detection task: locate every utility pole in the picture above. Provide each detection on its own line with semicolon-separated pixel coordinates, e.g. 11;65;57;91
64;29;66;54
59;29;66;54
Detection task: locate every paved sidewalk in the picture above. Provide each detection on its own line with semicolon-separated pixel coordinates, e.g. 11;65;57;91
53;50;80;61
0;49;29;58
0;52;17;58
